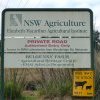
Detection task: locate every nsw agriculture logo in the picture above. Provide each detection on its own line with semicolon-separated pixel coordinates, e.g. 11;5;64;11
10;14;22;26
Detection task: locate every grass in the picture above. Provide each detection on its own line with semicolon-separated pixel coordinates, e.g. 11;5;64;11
37;79;72;98
4;81;22;99
93;51;100;99
20;96;38;100
21;90;40;100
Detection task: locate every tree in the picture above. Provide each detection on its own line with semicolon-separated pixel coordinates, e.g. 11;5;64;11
94;30;100;51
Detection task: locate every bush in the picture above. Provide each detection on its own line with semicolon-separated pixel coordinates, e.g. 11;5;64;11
36;68;72;98
4;81;22;99
59;81;72;96
38;79;72;98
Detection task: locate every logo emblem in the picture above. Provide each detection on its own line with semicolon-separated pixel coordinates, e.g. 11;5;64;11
10;14;22;26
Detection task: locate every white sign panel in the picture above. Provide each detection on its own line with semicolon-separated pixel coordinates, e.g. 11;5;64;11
4;53;91;68
4;38;90;53
2;9;93;68
4;11;90;37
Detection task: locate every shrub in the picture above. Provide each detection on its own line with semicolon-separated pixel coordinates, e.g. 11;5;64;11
37;79;72;98
4;81;22;99
36;68;72;98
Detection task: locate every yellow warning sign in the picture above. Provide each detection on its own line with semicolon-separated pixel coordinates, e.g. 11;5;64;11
73;71;94;97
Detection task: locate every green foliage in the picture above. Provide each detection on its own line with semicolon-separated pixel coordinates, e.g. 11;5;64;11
38;79;72;98
4;81;22;99
20;96;38;100
95;70;100;96
59;81;72;96
94;31;100;51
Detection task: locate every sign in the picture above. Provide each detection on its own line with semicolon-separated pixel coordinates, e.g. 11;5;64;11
2;9;93;68
4;38;90;53
4;53;90;68
73;71;94;97
4;10;90;37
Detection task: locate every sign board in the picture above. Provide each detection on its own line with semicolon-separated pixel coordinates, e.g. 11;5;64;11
4;38;90;53
4;10;90;37
73;71;94;97
2;9;93;68
4;53;91;68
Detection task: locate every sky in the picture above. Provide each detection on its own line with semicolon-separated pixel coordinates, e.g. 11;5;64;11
0;0;100;32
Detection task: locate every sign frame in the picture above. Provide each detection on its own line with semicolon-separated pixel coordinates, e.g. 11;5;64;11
1;8;94;99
